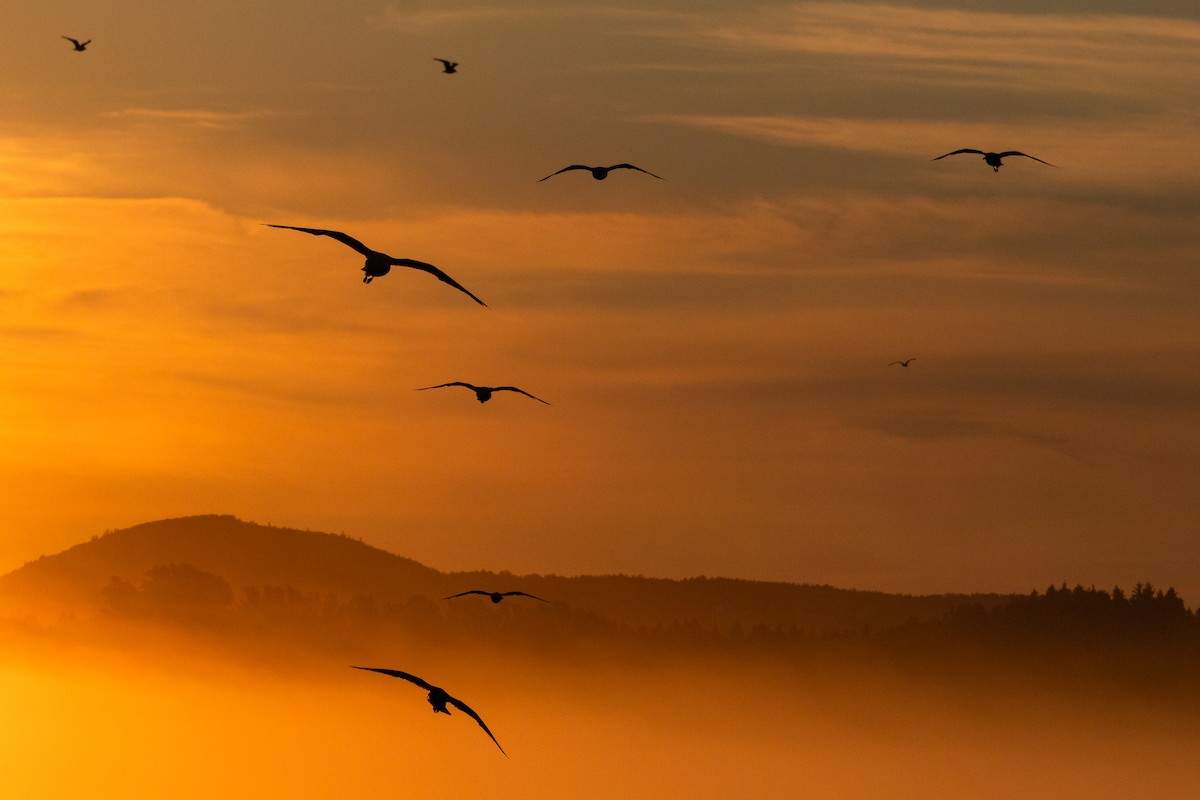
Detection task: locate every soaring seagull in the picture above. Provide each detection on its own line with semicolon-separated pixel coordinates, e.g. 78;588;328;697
62;36;91;51
265;224;486;304
351;667;506;755
932;149;1055;172
434;58;459;74
538;164;663;182
417;382;550;404
445;590;550;604
889;358;916;367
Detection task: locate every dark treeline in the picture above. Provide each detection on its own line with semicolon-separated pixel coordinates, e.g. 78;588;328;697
88;564;1200;691
3;518;1197;700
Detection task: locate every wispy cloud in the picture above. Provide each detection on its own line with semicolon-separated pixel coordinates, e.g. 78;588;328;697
104;108;282;130
859;412;1095;462
650;112;1200;185
369;2;685;31
678;3;1200;74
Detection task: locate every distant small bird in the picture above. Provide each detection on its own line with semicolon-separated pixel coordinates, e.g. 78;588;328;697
417;382;550;404
932;149;1055;172
445;590;549;604
265;224;485;304
889;358;916;367
62;36;91;52
434;59;459;74
351;667;505;755
538;164;663;182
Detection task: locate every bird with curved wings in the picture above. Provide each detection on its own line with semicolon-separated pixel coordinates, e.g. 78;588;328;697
889;358;916;367
445;590;550;604
351;667;506;755
434;58;458;73
265;224;486;304
417;382;550;404
538;163;663;182
62;36;91;51
932;149;1055;172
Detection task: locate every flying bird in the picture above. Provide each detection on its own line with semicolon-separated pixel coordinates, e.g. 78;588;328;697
62;36;91;51
889;358;916;367
445;590;550;604
434;58;459;74
931;149;1055;172
265;224;486;304
351;667;505;755
538;164;663;182
417;382;550;404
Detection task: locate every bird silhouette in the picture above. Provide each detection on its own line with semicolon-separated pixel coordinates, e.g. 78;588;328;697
434;59;459;74
351;667;505;755
889;358;916;367
538;164;663;182
417;382;549;404
265;224;485;304
932;149;1055;172
445;590;550;604
62;36;91;52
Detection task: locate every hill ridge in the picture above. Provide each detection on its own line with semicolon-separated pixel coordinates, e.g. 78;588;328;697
0;514;1005;633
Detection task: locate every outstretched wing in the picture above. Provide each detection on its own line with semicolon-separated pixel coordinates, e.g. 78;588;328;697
931;149;984;161
351;666;437;693
62;36;82;46
388;258;487;306
265;224;375;257
446;694;507;756
444;590;492;599
417;382;480;392
608;163;664;180
998;151;1055;167
493;387;550;404
538;165;591;182
501;591;550;602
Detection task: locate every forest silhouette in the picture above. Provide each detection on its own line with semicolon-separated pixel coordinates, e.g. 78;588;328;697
2;515;1196;701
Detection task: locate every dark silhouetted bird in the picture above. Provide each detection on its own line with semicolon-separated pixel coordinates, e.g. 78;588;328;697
932;149;1055;172
351;667;505;755
538;164;663;182
417;382;549;404
889;358;916;367
445;590;550;604
62;36;91;52
434;58;459;73
265;224;485;304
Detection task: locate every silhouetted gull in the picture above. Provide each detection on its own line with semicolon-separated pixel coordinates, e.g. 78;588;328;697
265;224;486;304
62;36;91;52
417;382;550;404
351;667;505;755
932;149;1055;172
434;59;459;74
445;590;549;604
889;358;916;367
538;164;663;182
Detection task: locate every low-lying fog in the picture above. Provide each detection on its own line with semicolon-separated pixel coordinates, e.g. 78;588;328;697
3;628;1196;799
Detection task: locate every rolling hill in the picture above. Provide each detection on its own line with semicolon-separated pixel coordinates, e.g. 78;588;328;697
0;515;1002;635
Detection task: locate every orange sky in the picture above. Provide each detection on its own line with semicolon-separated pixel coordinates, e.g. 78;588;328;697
2;1;1199;599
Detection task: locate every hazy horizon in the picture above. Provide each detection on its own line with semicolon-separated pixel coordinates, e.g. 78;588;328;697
3;1;1199;601
3;514;1198;799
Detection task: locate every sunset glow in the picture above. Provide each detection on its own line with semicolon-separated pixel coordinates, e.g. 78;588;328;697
2;2;1199;796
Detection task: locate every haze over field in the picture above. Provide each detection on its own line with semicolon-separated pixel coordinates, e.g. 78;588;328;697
2;517;1199;799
